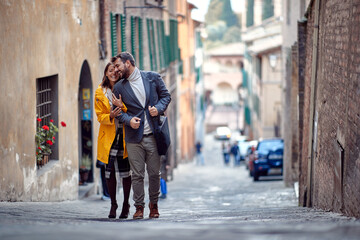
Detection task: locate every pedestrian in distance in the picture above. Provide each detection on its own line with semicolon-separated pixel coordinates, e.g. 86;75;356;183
112;52;171;219
222;142;230;165
195;141;205;165
230;141;240;166
95;61;132;219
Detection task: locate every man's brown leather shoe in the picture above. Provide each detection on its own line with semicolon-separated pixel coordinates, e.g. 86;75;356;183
133;205;144;219
149;202;160;218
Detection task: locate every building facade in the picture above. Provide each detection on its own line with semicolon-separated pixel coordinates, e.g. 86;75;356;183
177;1;197;162
0;0;100;201
203;43;244;133
241;0;283;139
281;0;309;187
0;0;198;201
296;0;360;218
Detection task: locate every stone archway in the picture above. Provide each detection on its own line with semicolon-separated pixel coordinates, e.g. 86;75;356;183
212;82;238;105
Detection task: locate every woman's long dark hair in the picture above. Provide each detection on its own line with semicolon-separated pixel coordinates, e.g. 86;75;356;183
101;60;118;89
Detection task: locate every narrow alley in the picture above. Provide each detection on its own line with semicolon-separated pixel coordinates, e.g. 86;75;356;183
0;133;359;240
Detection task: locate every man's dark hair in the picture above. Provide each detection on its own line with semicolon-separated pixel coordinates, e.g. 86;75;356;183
113;52;136;67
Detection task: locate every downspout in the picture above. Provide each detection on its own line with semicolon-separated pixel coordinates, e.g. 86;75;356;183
306;0;321;207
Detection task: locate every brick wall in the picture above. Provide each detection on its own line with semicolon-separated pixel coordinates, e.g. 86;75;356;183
299;0;360;218
298;1;314;207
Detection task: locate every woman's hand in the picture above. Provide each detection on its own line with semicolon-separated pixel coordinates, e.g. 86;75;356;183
110;107;122;119
112;93;123;108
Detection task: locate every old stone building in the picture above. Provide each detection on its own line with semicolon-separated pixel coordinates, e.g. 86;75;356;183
289;0;360;218
241;0;283;139
203;42;244;132
177;1;199;162
0;0;100;201
281;0;310;187
0;0;199;201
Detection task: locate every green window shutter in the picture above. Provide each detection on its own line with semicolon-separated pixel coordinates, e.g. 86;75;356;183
165;35;170;66
262;0;274;20
110;12;118;57
253;95;260;119
156;20;164;69
146;19;154;71
130;16;136;62
175;20;179;61
242;69;247;88
196;31;202;48
150;19;157;71
120;14;126;52
138;17;143;70
245;105;251;125
196;67;200;83
160;21;167;67
246;0;254;27
169;19;175;62
178;48;183;74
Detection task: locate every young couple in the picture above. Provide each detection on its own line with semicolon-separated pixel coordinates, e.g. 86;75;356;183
95;52;171;220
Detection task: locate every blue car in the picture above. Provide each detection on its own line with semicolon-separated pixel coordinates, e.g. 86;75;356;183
252;139;284;181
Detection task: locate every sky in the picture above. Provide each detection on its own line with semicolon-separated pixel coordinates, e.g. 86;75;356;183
188;0;244;22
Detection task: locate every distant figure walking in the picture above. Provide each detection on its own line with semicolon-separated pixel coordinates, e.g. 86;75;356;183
230;142;240;166
195;141;205;165
222;142;230;165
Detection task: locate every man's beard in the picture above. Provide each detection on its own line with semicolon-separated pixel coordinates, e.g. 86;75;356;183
122;66;130;79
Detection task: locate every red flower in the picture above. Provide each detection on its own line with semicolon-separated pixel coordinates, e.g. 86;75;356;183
36;152;38;155
61;121;66;127
42;125;49;131
38;147;42;150
37;118;42;122
46;140;53;145
53;136;55;140
50;119;54;123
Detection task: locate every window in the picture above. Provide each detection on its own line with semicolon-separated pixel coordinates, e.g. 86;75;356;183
131;16;139;66
262;0;274;21
36;74;59;162
110;12;126;57
147;18;158;71
110;12;118;57
246;0;254;27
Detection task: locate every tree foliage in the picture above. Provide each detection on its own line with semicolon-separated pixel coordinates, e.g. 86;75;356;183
205;0;239;27
222;26;241;43
204;0;241;49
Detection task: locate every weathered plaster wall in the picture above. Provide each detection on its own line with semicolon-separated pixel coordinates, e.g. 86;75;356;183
0;0;99;201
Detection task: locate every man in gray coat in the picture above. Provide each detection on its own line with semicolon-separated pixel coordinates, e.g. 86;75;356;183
112;52;171;219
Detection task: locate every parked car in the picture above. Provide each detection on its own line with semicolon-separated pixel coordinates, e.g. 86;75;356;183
214;126;231;140
250;138;284;181
236;136;249;161
244;140;258;169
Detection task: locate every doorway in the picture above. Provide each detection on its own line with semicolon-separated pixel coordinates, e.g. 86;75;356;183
78;60;93;185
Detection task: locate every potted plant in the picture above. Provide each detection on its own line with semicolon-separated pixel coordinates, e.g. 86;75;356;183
79;154;92;184
35;118;66;167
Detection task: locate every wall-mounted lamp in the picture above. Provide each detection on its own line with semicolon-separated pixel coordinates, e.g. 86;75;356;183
269;54;277;69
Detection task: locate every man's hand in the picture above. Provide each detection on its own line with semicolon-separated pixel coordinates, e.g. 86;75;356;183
148;106;158;117
130;117;141;129
110;107;122;119
112;93;123;108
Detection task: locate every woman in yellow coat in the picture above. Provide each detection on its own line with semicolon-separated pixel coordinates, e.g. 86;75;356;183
95;62;131;219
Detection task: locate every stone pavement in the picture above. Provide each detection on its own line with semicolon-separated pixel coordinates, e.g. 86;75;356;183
0;134;359;240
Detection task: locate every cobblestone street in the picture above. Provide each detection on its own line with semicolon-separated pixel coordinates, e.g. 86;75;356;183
0;134;359;240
